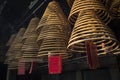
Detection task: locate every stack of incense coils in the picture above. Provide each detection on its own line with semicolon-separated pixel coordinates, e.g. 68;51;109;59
5;28;26;69
36;1;71;60
67;0;120;55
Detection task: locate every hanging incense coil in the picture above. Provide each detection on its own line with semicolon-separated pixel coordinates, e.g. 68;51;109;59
37;1;71;60
67;10;120;55
36;1;69;34
68;0;111;25
21;17;40;62
5;28;26;69
6;28;26;56
23;17;40;40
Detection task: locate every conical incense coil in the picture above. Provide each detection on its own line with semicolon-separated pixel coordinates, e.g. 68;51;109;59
36;1;69;33
37;25;71;59
68;0;111;25
67;10;119;55
6;34;16;46
23;17;40;40
6;28;26;56
21;17;40;62
21;32;39;58
5;28;25;67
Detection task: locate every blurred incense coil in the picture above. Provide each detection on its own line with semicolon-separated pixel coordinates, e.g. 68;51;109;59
6;28;26;57
23;17;40;40
67;0;74;7
68;0;111;25
37;1;71;59
21;17;40;62
6;34;16;46
36;1;69;34
8;61;18;70
5;28;26;68
67;10;120;55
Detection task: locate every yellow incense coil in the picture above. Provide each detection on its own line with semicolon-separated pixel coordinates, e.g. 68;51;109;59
5;28;26;68
36;1;69;34
68;0;111;25
37;1;71;59
67;10;119;55
21;17;40;62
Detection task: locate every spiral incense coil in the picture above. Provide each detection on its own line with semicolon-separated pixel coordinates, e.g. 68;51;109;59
5;28;25;68
36;1;69;33
67;10;120;55
68;0;111;25
38;39;71;59
6;28;26;56
23;17;40;40
37;25;71;59
6;34;16;46
37;25;70;45
21;17;40;62
21;32;39;59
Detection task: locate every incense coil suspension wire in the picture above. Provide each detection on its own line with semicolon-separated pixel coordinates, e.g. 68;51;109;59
67;10;120;55
37;1;71;60
21;17;40;62
68;0;111;25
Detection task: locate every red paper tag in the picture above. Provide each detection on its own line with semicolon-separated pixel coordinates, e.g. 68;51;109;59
85;41;100;69
48;55;62;74
18;60;25;75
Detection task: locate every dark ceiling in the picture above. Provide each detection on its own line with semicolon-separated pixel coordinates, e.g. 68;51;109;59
0;0;120;62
